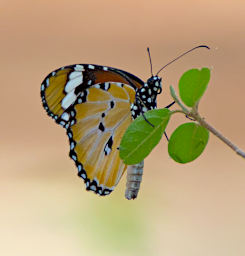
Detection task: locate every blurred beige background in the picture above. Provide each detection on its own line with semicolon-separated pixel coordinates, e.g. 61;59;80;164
1;0;245;255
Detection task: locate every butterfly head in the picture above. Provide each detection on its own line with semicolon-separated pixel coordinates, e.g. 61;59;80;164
133;75;162;119
146;76;162;95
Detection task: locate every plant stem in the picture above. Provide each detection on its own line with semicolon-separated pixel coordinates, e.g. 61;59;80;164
190;112;245;158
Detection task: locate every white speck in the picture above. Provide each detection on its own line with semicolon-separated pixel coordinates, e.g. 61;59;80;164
61;112;69;121
116;83;122;87
142;107;147;112
62;90;77;109
54;115;58;120
65;75;83;93
104;82;110;90
81;173;86;179
142;95;146;99
104;190;110;195
52;71;56;76
80;91;84;97
153;87;158;91
70;111;75;117
78;98;82;103
68;132;72;138
86;181;89;187
88;64;95;69
144;83;148;87
155;81;159;86
41;84;45;91
95;84;100;88
148;89;152;95
147;98;152;103
46;78;49;86
141;88;145;92
131;110;135;116
103;66;108;71
70;120;75;126
90;185;96;191
87;80;92;85
74;65;84;71
133;105;138;110
61;67;65;70
70;142;75;150
98;190;102;195
77;165;82;171
60;121;65;126
154;76;158;80
72;155;77;161
65;123;69;129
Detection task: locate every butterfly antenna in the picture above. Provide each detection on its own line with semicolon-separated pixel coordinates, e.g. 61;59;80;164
156;45;210;76
147;47;153;76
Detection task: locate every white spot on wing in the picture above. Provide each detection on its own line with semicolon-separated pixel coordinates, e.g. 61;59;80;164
104;82;110;90
103;66;108;71
69;71;82;79
62;90;77;109
88;64;95;69
61;112;69;121
65;75;83;93
41;84;44;91
90;185;96;191
74;65;84;71
81;173;86;179
70;142;75;150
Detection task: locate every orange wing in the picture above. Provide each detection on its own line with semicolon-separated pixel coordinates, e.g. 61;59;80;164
41;64;143;196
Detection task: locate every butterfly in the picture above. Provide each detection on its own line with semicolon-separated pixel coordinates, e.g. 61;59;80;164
40;46;209;199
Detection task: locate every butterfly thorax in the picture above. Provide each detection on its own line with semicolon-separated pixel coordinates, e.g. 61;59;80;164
131;76;162;119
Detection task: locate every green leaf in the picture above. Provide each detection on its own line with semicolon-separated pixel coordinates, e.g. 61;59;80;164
179;68;210;107
120;108;171;165
168;122;209;163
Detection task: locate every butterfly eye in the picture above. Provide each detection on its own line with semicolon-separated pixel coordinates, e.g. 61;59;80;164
157;87;162;94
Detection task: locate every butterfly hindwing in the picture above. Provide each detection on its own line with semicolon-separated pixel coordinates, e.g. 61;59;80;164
41;64;143;195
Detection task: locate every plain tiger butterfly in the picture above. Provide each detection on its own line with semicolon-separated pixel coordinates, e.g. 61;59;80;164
40;45;209;199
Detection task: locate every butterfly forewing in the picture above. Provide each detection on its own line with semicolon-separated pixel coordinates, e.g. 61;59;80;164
41;64;143;196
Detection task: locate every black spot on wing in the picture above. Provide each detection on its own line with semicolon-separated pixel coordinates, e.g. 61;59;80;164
98;122;105;132
110;101;115;109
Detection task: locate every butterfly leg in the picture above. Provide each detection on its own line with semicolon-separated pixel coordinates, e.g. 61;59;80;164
185;115;195;121
164;101;175;109
162;101;175;140
136;97;154;127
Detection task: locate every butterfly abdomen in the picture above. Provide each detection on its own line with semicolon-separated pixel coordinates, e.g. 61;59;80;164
125;161;144;200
